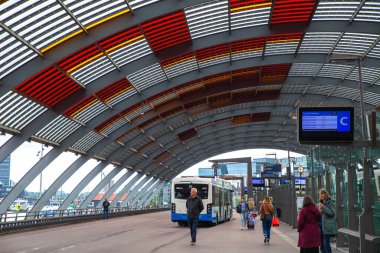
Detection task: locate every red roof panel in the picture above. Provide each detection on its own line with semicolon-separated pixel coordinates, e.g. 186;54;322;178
271;0;317;25
15;66;82;108
141;11;191;52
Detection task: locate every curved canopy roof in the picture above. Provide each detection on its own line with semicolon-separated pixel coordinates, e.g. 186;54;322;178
0;0;380;211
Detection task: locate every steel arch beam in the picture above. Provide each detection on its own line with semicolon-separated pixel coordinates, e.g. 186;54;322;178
142;181;167;207
111;92;363;169
141;130;305;178
129;178;156;206
80;166;124;209
31;156;88;212
59;161;108;210
95;169;135;208
0;63;374;165
161;137;308;178
162;141;306;180
109;172;144;208
120;176;151;207
137;179;161;207
144;125;298;174
1;11;378;95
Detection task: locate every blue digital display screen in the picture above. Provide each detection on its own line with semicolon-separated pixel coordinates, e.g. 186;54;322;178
295;177;306;185
302;111;351;132
298;107;354;143
252;178;265;187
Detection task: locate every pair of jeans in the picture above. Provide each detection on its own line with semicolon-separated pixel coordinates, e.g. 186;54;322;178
103;208;109;220
320;234;332;253
188;218;199;242
262;215;273;239
241;212;248;227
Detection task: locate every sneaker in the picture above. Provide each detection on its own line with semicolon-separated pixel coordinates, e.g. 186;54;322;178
267;239;270;244
264;237;267;243
191;241;195;246
241;226;243;230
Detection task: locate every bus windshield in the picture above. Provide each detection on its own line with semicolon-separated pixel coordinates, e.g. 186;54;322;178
174;184;208;199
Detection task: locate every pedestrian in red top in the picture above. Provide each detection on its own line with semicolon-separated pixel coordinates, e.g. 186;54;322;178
297;195;321;253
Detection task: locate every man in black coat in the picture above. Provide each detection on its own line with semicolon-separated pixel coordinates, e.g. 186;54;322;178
186;188;204;245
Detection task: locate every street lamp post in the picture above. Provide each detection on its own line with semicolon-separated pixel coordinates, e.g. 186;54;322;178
36;144;44;199
327;54;372;252
265;153;277;163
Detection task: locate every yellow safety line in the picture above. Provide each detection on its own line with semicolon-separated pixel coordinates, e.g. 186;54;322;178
230;2;272;13
105;35;144;53
41;30;83;53
67;53;104;74
85;9;130;30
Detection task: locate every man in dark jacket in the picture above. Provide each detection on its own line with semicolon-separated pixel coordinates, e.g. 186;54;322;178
102;198;110;220
186;188;204;245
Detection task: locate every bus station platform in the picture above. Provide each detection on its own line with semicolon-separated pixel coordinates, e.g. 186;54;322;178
0;211;339;253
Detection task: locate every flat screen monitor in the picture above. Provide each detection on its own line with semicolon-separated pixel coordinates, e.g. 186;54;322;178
298;107;354;144
280;179;290;184
295;177;306;185
252;178;265;187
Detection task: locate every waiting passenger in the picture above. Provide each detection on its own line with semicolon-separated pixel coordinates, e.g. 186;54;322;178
297;195;321;253
318;189;338;253
247;198;255;212
237;196;249;230
102;198;110;220
258;196;275;243
186;188;204;246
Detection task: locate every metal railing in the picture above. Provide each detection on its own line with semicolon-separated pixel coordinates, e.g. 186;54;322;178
0;206;170;232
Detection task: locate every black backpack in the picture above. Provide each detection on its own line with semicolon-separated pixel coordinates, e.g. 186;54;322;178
236;203;242;214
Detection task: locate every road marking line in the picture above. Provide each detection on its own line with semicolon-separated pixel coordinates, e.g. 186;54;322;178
58;245;75;251
272;228;298;250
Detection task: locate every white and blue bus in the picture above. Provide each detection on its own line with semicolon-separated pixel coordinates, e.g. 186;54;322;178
171;177;233;225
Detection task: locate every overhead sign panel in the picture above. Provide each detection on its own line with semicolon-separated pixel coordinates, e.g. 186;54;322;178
298;107;354;144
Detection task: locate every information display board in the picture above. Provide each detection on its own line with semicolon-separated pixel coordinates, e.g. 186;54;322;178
295;177;306;185
298;107;354;144
252;178;265;187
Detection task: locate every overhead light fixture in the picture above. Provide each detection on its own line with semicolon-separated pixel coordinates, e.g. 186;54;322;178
326;54;361;63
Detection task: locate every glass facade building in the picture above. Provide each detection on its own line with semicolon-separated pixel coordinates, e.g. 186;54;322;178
198;158;277;177
0;156;10;186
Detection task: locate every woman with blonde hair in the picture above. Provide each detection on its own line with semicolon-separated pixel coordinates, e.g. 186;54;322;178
318;189;338;253
258;196;275;243
247;198;254;211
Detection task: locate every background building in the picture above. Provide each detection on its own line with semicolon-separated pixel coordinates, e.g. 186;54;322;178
0;156;10;186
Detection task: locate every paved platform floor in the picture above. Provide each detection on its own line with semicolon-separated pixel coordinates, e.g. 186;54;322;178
0;211;339;253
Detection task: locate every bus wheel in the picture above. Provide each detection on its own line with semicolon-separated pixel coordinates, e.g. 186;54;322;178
178;221;187;226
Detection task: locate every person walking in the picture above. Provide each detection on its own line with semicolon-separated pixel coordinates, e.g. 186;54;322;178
102;198;110;220
319;189;338;253
186;188;204;245
297;195;321;253
239;196;249;230
259;196;275;243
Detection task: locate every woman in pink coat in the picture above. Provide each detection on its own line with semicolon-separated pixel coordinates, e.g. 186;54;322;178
297;195;321;253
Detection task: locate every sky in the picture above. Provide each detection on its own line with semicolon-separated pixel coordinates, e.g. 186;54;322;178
0;134;303;193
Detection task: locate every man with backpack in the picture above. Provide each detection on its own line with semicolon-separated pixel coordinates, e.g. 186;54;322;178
102;198;110;220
